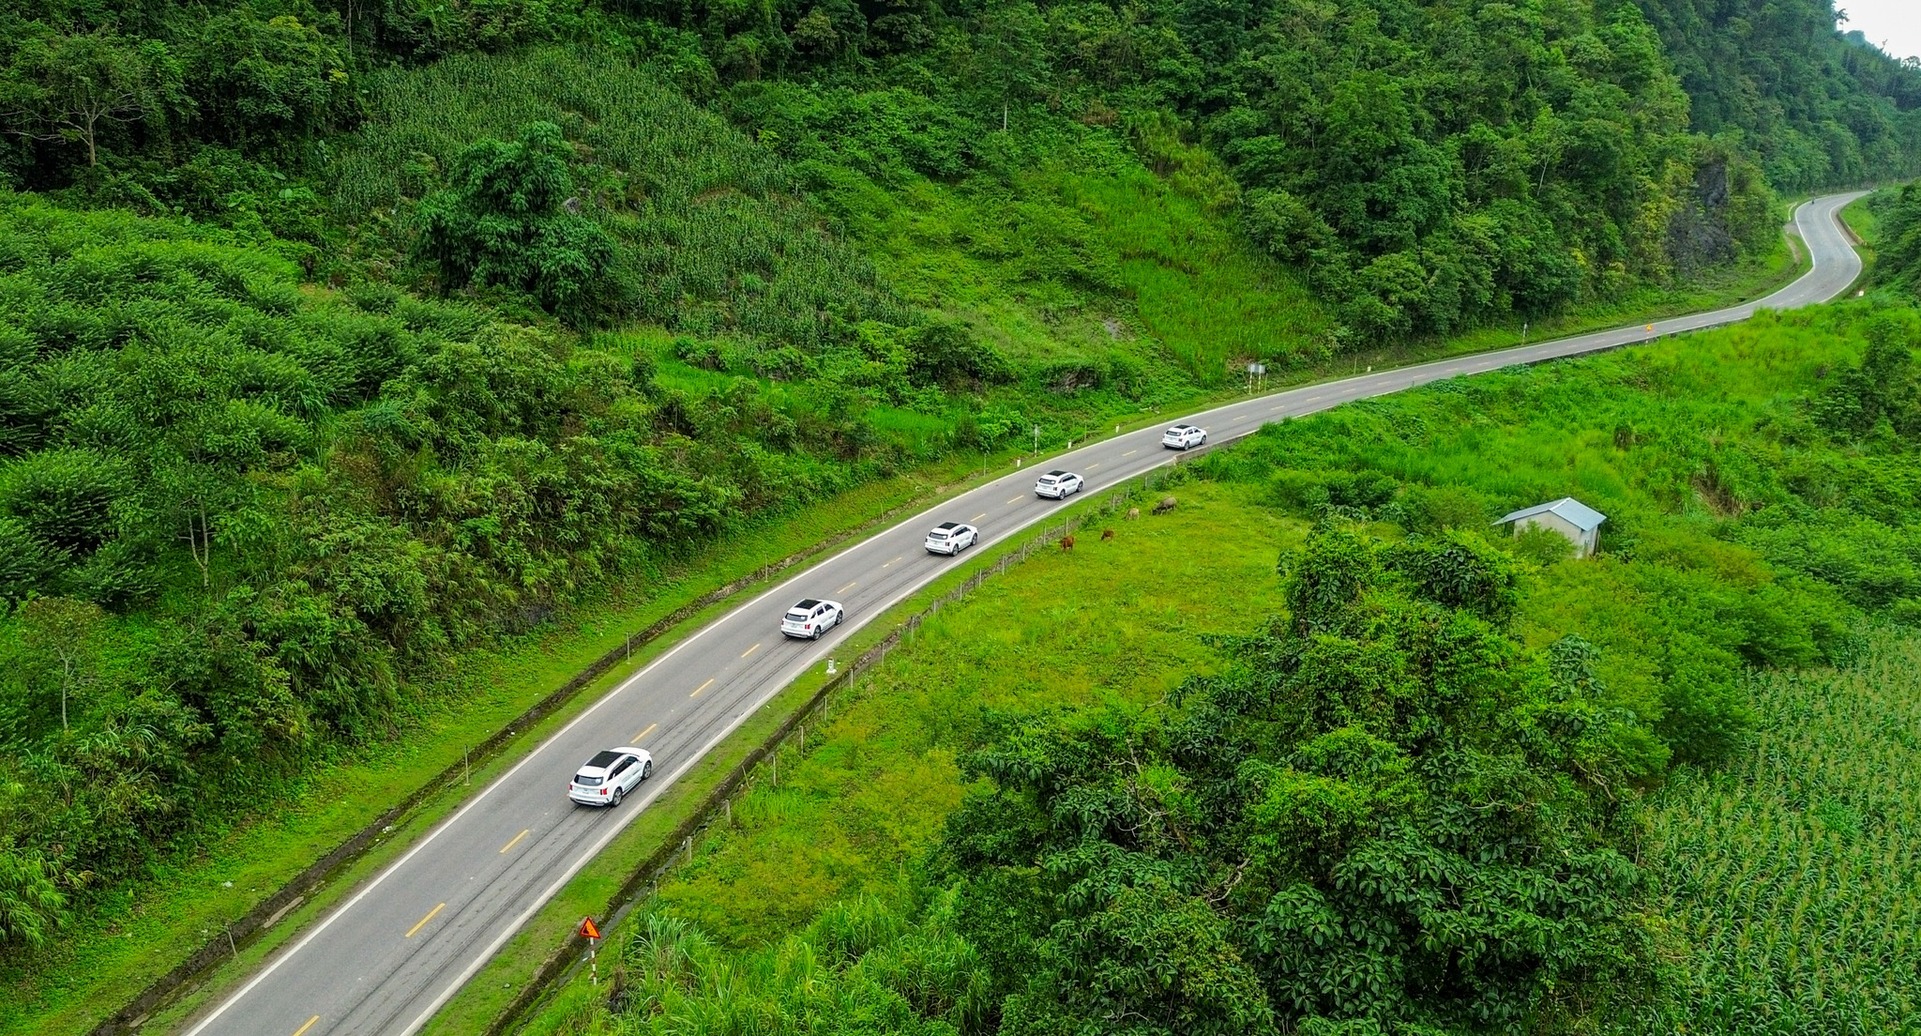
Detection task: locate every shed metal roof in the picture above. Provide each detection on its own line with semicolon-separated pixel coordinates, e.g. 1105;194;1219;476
1494;497;1607;532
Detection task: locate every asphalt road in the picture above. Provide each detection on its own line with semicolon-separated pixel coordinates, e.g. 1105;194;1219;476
178;191;1866;1036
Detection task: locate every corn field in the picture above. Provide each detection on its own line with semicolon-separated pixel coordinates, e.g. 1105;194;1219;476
330;46;912;351
1625;629;1921;1035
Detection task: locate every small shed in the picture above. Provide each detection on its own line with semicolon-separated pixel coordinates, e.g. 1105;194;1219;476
1494;497;1607;558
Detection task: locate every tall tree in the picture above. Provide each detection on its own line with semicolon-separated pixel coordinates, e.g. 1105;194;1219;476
0;30;185;167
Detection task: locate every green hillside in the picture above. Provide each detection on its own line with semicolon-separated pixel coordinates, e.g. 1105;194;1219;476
0;0;1918;1025
520;297;1921;1035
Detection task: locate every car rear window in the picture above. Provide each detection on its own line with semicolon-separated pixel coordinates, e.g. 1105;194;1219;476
574;773;602;786
1039;476;1058;484
928;530;948;538
786;611;809;622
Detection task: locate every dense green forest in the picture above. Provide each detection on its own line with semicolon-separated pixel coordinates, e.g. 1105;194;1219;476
1;0;1918;1012
1637;0;1921;190
1877;180;1921;298
526;298;1921;1034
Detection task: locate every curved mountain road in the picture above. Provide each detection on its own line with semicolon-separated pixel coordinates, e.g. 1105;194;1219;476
179;191;1867;1036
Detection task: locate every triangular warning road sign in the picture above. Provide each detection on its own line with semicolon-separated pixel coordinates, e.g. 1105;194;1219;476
579;917;601;940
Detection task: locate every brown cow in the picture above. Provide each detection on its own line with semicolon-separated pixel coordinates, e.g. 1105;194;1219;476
1153;496;1178;515
1060;534;1076;553
1100;528;1115;541
1125;507;1140;521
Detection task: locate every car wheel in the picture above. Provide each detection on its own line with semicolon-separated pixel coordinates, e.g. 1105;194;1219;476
642;760;653;779
611;788;624;807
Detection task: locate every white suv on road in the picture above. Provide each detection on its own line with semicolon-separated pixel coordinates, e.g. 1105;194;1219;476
925;522;980;555
781;598;844;639
1034;470;1084;499
1162;424;1207;450
569;747;653;807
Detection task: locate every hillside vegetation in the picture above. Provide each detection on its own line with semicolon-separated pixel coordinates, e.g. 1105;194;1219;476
1637;0;1921;190
526;296;1921;1035
0;0;1918;1009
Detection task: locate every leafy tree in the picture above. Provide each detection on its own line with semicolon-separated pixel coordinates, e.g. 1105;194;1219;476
18;596;104;732
182;12;351;149
939;526;1653;1032
416;121;622;326
0;29;185;168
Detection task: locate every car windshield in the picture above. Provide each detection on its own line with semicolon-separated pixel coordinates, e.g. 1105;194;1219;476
574;773;602;786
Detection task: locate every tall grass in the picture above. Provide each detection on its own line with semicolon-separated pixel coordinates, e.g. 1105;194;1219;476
1623;629;1921;1034
819;132;1332;387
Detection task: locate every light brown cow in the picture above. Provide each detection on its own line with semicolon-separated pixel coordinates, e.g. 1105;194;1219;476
1125;507;1141;521
1060;534;1076;553
1100;528;1115;541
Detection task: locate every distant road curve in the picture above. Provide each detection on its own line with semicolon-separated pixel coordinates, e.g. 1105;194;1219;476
177;191;1866;1036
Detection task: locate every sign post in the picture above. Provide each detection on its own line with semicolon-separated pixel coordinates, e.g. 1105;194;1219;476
579;916;601;986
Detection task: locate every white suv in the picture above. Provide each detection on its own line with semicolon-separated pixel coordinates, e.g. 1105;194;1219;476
1034;470;1084;499
781;598;844;639
1162;424;1207;450
569;747;653;807
925;522;980;555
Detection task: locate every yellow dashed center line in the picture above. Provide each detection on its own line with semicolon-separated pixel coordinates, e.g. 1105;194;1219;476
1007;495;1024;504
405;902;445;939
882;556;902;568
1271;404;1287;411
971;513;986;521
690;678;715;699
741;643;760;659
499;829;530;854
631;722;658;744
1123;449;1138;456
292;1017;320;1036
837;580;857;594
1087;462;1101;470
